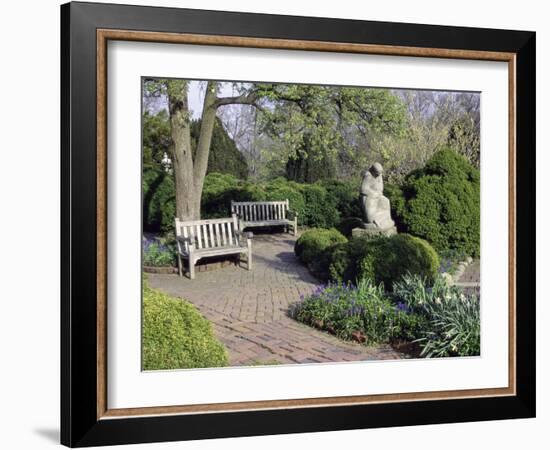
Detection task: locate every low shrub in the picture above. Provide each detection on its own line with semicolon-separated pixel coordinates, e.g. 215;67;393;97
294;228;348;267
383;182;406;231
336;217;364;238
264;179;306;222
291;274;480;357
300;184;340;228
142;237;176;267
399;148;480;256
318;179;362;219
291;280;408;343
393;274;480;357
142;281;228;370
327;234;440;290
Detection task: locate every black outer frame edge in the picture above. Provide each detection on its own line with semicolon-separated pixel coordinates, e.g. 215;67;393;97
514;33;536;415
60;2;536;447
60;2;71;447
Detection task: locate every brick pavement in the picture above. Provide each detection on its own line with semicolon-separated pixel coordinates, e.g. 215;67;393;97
148;233;406;366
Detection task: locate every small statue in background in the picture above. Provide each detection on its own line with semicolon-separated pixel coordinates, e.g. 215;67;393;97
359;162;396;233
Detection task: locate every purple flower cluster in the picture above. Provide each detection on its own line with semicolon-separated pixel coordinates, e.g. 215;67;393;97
395;301;412;314
142;237;170;254
346;305;365;317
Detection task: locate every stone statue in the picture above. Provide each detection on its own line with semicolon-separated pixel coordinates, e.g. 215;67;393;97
356;162;396;236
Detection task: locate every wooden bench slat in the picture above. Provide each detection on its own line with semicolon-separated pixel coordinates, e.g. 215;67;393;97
232;199;297;237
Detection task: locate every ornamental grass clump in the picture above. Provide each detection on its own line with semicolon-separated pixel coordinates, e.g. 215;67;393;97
392;274;480;357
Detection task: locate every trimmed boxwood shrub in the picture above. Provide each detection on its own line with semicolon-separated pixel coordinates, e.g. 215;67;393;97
294;228;348;266
336;217;364;238
328;234;439;290
399;148;480;256
142;281;228;370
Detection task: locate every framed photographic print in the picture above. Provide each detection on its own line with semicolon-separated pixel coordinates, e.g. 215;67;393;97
60;1;536;447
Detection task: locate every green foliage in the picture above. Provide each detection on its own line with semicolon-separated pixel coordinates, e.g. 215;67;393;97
294;228;348;268
142;238;176;267
263;178;307;221
257;83;408;183
142;281;228;370
319;179;362;218
291;274;480;357
200;175;348;228
300;184;340;228
142;110;172;167
393;274;480;357
383;182;406;231
327;234;440;290
142;167;176;233
191;117;248;179
336;217;364;238
291;280;417;344
400;148;480;256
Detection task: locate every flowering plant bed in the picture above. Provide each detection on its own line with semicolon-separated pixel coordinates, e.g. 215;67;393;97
291;274;480;358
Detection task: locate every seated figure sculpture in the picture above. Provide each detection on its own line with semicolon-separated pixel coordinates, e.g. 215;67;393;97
359;162;396;231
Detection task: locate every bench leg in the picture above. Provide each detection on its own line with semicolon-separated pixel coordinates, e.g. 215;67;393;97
293;218;298;236
247;241;253;271
177;253;183;277
189;257;196;280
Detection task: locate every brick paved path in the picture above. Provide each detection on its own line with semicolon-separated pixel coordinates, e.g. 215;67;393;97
148;233;405;366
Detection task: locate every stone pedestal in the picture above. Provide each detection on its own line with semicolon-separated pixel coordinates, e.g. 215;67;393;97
351;226;397;240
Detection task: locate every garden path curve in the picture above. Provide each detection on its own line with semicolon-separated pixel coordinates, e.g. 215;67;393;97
148;233;406;366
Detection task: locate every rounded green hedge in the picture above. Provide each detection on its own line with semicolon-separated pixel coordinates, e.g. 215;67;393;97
399;148;480;256
142;282;228;370
336;217;364;238
328;234;439;290
294;228;348;266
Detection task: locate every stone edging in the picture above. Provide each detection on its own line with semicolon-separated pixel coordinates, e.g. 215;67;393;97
441;256;474;285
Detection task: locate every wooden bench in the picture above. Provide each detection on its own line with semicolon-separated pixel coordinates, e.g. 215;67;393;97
175;215;252;279
231;200;298;236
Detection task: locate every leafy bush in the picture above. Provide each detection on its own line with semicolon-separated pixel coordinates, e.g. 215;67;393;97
291;274;480;357
300;184;340;228
393;274;480;357
319;179;362;218
327;234;440;290
294;228;348;267
336;217;364;238
201;173;257;218
399;148;480;256
142;237;176;267
264;178;306;222
383;182;406;231
142;167;176;233
142;281;228;370
291;280;409;343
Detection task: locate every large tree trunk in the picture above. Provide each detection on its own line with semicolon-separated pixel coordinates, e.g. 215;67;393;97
167;81;197;220
166;80;255;221
192;81;219;214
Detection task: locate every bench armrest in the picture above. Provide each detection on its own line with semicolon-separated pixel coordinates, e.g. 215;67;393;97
287;209;299;220
235;230;253;245
176;235;194;252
